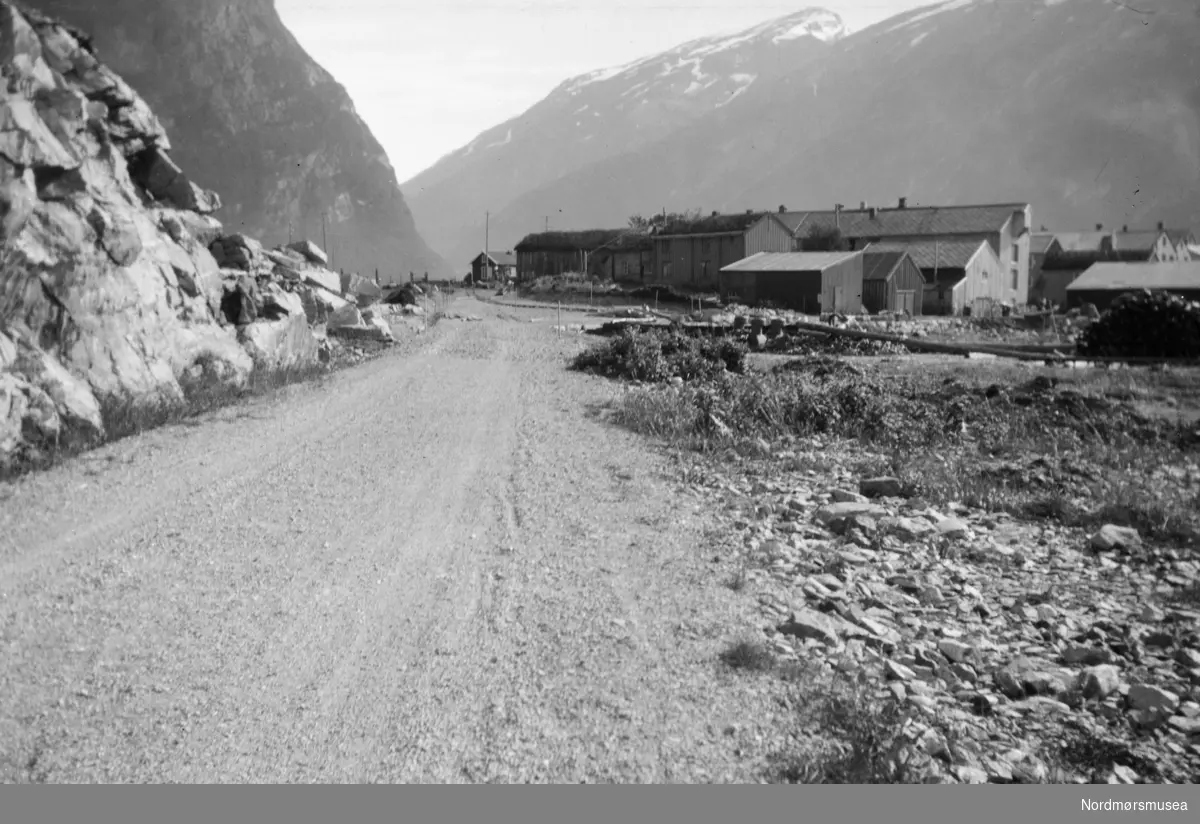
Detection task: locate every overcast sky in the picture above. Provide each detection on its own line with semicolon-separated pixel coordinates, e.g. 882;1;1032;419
275;1;935;183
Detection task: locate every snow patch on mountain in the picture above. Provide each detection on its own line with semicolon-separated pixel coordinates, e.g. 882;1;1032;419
887;0;986;32
772;9;845;43
716;73;757;108
561;8;845;94
485;128;512;149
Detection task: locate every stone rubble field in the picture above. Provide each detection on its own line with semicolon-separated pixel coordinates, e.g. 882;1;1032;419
678;443;1200;784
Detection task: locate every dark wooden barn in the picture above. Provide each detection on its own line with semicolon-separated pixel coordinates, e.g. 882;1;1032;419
860;249;925;314
514;230;640;281
651;211;795;290
718;251;864;314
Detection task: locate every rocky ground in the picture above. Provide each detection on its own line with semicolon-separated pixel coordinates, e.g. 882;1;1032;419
674;438;1200;784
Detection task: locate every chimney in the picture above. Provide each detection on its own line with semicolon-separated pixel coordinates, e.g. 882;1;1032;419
779;205;787;213
1095;223;1103;231
859;201;866;211
898;196;907;210
1122;225;1128;233
868;207;878;220
834;203;843;231
1157;221;1164;231
711;211;719;217
746;209;754;215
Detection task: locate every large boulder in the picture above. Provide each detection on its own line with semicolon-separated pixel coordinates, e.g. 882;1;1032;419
209;233;264;272
327;303;365;331
287;239;329;267
128;146;221;215
341;272;383;306
295;283;350;325
238;315;319;370
300;266;341;295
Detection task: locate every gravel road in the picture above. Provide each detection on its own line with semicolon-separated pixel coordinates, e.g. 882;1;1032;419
0;297;788;783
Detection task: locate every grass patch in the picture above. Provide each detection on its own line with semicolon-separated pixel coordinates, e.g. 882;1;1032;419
719;638;775;672
578;330;1200;548
768;669;939;784
1;354;348;483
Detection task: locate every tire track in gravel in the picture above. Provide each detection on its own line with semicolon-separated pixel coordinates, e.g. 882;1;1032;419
1;298;793;784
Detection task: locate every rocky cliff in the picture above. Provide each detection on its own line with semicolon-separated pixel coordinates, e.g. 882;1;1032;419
34;0;449;283
0;0;401;468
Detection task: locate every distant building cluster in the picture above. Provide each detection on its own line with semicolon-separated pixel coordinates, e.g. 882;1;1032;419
471;199;1198;315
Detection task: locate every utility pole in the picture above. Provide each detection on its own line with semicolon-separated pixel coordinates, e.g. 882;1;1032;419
322;210;329;266
485;210;490;282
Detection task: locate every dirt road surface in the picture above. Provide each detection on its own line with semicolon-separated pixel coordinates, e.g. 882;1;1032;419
0;297;788;783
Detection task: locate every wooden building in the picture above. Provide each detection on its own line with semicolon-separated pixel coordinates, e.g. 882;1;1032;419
1032;225;1179;308
514;230;621;281
860;249;925;315
651;210;795;290
1065;262;1200;311
718;251;864;314
470;250;516;283
777;200;1032;307
863;239;1004;316
592;233;654;283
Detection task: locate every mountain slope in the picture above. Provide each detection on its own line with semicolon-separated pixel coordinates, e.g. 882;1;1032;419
401;8;845;268
423;0;1200;261
34;0;450;281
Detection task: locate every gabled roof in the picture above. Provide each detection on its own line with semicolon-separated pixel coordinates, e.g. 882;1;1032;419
1053;232;1109;253
472;250;516;266
1030;232;1058;255
779;202;1027;240
656;211;773;236
1110;230;1164;253
1066;261;1200;292
861;250;912;282
862;239;989;272
1163;229;1195;246
720;251;860;273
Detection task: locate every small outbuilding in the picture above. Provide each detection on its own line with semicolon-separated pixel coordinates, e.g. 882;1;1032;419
718;251;863;314
860;249;925;315
1065;261;1200;311
470;250;516;283
863;239;1004;316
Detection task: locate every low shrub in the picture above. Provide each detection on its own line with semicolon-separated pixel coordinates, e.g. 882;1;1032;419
1079;290;1200;359
572;328;746;383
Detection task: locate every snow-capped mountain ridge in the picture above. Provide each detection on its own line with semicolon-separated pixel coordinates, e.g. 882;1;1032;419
559;8;845;96
403;8;845;265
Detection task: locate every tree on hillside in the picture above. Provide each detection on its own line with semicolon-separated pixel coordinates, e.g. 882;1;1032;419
628;208;703;233
800;223;850;251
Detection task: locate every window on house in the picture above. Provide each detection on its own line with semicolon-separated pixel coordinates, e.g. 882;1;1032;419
1011;242;1019;263
1010;266;1019;291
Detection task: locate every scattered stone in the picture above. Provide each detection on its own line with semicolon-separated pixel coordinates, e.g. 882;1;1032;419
1079;665;1121;700
778;608;862;647
1091;525;1142;552
1127;684;1180;717
935;518;971;539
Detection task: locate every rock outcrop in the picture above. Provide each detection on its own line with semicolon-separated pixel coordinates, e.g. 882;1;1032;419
0;1;393;468
35;0;449;283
